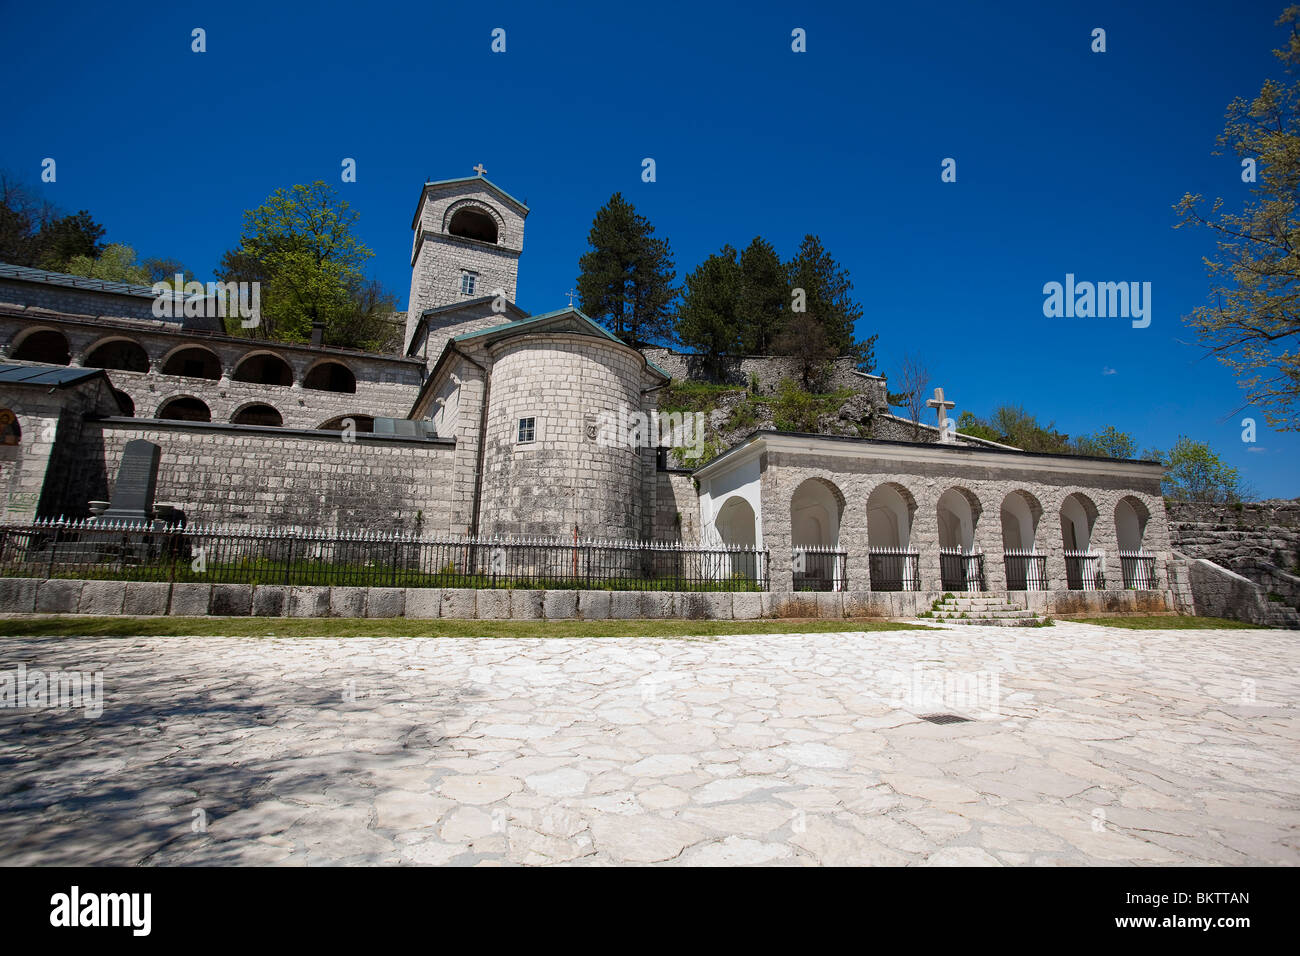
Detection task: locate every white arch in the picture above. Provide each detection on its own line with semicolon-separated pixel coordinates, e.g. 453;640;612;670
867;483;912;548
790;478;842;548
936;488;978;550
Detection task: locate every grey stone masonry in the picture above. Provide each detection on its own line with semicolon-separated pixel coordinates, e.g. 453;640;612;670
405;178;527;352
0;579;1176;620
0;308;424;431
63;420;455;531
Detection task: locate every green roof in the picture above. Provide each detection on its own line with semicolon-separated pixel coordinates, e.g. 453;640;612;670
451;308;671;380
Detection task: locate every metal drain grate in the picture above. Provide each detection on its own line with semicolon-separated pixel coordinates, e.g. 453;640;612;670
919;713;972;725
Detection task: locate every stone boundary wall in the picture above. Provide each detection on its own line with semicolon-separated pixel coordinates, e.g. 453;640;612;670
0;578;1174;620
58;420;456;531
640;347;886;401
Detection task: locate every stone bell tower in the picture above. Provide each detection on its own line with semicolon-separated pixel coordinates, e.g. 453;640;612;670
404;167;529;354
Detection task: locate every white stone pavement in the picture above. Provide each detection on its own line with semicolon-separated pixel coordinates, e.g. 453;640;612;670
0;621;1297;866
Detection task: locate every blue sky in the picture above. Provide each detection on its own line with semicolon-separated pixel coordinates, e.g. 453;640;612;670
1;0;1297;496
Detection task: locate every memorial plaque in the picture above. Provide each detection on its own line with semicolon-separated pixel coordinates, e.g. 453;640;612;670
101;439;161;522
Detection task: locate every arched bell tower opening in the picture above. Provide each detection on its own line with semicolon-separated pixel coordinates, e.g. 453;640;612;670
404;173;529;355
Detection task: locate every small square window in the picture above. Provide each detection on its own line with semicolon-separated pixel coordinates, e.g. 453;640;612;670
517;417;536;443
461;271;478;295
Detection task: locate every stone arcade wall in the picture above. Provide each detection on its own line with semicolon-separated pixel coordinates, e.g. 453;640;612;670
56;419;456;531
757;446;1172;594
0;310;424;430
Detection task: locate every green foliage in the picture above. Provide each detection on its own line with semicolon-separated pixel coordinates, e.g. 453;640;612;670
65;243;151;284
0;173;106;270
771;378;856;432
737;237;787;354
577;192;677;346
956;404;1072;453
1146;435;1244;502
658;381;743;416
956;410;1002;443
676;245;743;375
783;234;877;373
1073;425;1139;459
217;181;397;350
1174;6;1300;430
772;377;822;431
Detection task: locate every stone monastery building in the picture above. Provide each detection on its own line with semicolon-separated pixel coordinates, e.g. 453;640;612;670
0;172;1176;605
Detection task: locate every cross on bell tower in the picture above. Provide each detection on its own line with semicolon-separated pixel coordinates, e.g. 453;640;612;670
926;387;956;443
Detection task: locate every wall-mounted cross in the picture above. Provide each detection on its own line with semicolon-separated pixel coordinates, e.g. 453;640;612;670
473;163;487;176
926;386;956;438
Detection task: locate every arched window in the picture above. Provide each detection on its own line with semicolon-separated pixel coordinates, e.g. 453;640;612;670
233;353;292;387
85;339;149;373
302;361;356;393
157;397;211;422
231;404;283;427
447;206;499;243
11;329;70;365
161;347;221;380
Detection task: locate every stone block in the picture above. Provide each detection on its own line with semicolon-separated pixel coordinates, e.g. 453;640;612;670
78;579;125;615
440;588;476;619
36;580;83;614
330;587;367;618
0;578;38;613
123;582;169;616
542;590;578;620
210;584;253;616
405;588;441;619
168;583;212;616
288;586;330;618
477;589;510;620
609;591;645;619
732;592;763;620
366;587;406;618
675;592;709;620
771;594;820;618
815;592;844;619
510;590;544;620
842;590;888;618
641;591;674;619
702;592;734;620
252;586;286;617
578;590;610;620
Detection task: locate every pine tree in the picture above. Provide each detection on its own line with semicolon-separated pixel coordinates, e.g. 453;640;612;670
782;234;876;372
576;193;677;346
676;245;743;377
737;237;786;354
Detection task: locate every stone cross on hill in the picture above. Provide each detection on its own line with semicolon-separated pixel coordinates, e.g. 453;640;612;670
926;387;956;443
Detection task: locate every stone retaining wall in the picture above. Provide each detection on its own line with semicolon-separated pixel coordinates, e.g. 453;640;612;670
0;578;1175;620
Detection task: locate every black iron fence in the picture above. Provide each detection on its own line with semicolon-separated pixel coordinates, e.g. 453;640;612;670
792;546;846;592
0;519;769;592
1003;549;1047;591
939;548;986;592
868;547;920;592
1064;550;1105;591
1119;550;1158;590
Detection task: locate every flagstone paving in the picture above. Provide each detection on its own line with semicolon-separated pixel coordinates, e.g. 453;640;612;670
0;621;1297;866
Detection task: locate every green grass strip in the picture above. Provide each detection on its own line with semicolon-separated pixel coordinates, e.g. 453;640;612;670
1061;615;1265;630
